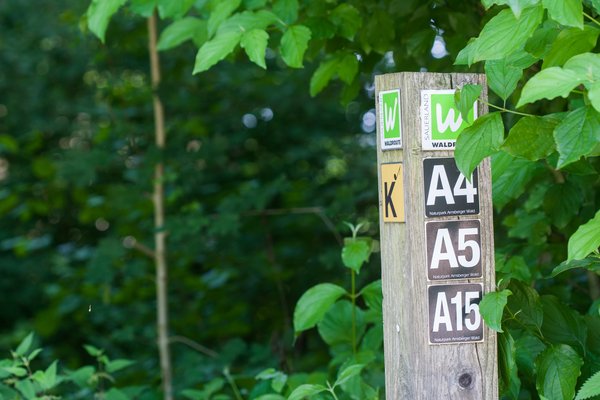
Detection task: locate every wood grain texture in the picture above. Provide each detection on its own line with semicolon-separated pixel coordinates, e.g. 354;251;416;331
375;72;497;400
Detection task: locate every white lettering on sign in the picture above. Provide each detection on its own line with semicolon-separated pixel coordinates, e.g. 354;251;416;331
432;291;481;333
423;158;480;217
426;166;477;206
435;102;463;134
430;228;480;270
426;219;482;280
428;283;484;344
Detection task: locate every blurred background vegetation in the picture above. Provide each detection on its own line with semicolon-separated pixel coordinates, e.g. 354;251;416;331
3;0;600;399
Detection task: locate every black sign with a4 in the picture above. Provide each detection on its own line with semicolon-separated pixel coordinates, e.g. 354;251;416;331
428;283;483;345
423;157;479;218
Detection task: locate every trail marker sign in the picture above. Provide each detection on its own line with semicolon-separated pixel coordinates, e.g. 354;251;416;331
426;219;482;280
428;283;484;344
423;157;479;217
379;89;402;150
375;72;497;399
380;163;404;222
421;89;477;150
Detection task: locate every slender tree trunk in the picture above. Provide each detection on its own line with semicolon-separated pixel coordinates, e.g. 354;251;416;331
147;12;173;400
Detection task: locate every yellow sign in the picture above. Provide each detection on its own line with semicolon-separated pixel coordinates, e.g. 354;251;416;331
381;163;405;222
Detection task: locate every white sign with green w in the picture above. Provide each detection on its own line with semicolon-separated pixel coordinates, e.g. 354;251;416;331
379;89;402;150
421;89;477;151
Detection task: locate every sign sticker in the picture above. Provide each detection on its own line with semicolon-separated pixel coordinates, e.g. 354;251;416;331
379;89;402;150
421;89;477;150
423;157;479;218
428;283;484;345
426;220;482;280
380;163;405;222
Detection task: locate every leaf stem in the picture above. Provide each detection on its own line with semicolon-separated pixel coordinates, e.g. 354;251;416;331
327;382;340;400
351;270;357;355
224;367;244;400
584;12;600;28
481;99;535;117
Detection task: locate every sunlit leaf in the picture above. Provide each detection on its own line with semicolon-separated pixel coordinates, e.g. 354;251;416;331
293;283;347;333
280;25;311;68
568;209;600;261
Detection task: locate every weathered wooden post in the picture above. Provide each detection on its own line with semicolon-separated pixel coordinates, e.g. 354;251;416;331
375;72;498;399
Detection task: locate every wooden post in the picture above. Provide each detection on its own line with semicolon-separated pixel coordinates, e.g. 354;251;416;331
375;72;497;399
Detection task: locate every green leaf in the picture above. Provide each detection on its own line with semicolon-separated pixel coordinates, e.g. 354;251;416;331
502;115;558;160
3;367;27;377
482;0;540;18
317;300;365;346
551;257;600;277
337;53;359;85
455;112;504;179
129;0;156;17
455;84;481;123
273;0;298;24
193;30;242;74
455;38;478;66
498;332;521;399
576;370;600;400
240;29;269;69
293;283;347;333
280;25;311;68
525;20;560;58
310;58;338;96
506;280;543;331
568;209;600;261
360;280;382;314
330;4;362;41
15;333;34;357
217;10;278;35
15;379;35;400
542;0;583;28
255;395;285;400
86;0;126;43
105;388;130;400
517;67;583;107
492;152;541;210
83;344;103;357
515;334;546;378
68;366;95;388
543;27;600;69
459;5;543;63
106;359;135;373
157;17;208;51
588;81;600;112
208;0;241;37
554;106;600;168
541;295;587;354
341;240;370;273
335;364;365;387
535;344;583;400
563;53;600;88
485;61;522;101
45;361;58;389
479;289;512;332
543;181;582;229
288;384;327;400
485;50;537;100
157;0;195;19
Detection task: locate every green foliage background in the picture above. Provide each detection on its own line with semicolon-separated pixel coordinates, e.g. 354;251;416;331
1;0;600;399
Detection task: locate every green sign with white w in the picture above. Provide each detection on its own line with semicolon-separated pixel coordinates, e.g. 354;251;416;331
430;92;475;140
380;89;402;150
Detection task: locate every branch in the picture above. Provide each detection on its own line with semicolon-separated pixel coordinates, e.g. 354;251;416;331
169;335;219;358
